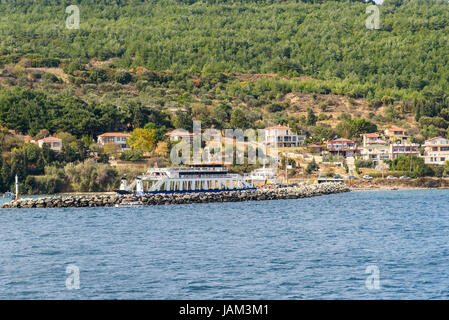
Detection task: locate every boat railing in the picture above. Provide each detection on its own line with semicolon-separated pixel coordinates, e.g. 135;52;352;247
147;167;227;174
145;174;242;180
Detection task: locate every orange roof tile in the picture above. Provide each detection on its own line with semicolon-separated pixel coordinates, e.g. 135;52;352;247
425;136;445;142
166;130;194;137
39;136;61;142
265;125;290;130
362;133;381;138
98;132;131;137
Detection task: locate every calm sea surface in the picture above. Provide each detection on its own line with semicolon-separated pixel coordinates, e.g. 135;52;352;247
1;190;449;299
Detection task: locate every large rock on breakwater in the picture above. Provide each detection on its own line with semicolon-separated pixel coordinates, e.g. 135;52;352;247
0;183;349;209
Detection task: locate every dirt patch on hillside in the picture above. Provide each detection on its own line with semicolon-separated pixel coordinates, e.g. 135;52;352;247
27;67;69;83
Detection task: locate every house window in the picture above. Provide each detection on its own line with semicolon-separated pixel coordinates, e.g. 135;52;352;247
441;147;449;151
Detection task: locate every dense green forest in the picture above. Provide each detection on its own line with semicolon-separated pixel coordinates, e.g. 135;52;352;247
2;0;449;192
0;0;448;99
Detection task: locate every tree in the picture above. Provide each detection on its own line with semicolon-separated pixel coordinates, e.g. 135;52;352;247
154;141;169;157
103;143;121;158
1;159;11;191
144;122;167;142
55;132;77;145
336;118;377;139
390;155;434;177
119;150;143;161
127;128;157;152
115;70;132;84
306;109;317;126
173;110;193;132
305;158;319;174
444;160;449;176
230;109;249;129
313;125;334;142
35;129;50;140
0;156;4;192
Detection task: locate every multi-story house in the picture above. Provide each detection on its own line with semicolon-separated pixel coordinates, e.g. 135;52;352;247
97;132;131;151
325;138;357;158
360;133;390;166
384;126;409;143
389;143;419;160
360;145;390;167
423;137;449;165
361;133;386;147
264;125;305;148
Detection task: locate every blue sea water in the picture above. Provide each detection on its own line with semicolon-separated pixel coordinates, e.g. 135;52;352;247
1;190;449;299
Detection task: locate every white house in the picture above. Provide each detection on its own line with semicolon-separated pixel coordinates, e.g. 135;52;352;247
361;133;387;147
264;125;304;148
165;129;194;143
97;132;131;151
360;144;390;167
38;136;62;152
423;137;449;165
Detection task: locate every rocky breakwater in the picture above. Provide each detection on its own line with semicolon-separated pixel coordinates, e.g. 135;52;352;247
1;183;349;209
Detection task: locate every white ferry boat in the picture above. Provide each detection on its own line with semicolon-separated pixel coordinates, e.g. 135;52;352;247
116;163;255;195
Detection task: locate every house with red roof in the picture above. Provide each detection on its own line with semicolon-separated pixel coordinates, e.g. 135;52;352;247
361;133;387;147
97;132;131;151
384;126;409;143
37;136;62;152
165;129;194;143
360;142;390;167
264;125;305;148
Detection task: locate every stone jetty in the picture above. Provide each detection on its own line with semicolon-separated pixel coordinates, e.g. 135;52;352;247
1;183;349;209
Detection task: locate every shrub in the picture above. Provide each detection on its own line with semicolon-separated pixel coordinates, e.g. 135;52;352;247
24;174;67;195
266;103;284;113
42;73;59;83
305;158;319;174
355;159;374;168
119;150;144;161
115;70;132;84
64;160;118;192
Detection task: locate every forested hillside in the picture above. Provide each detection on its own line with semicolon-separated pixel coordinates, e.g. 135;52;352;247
2;0;449;137
1;0;449;99
2;0;449;192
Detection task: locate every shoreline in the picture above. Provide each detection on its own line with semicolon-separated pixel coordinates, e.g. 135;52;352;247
4;185;448;199
350;186;449;191
351;187;441;191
